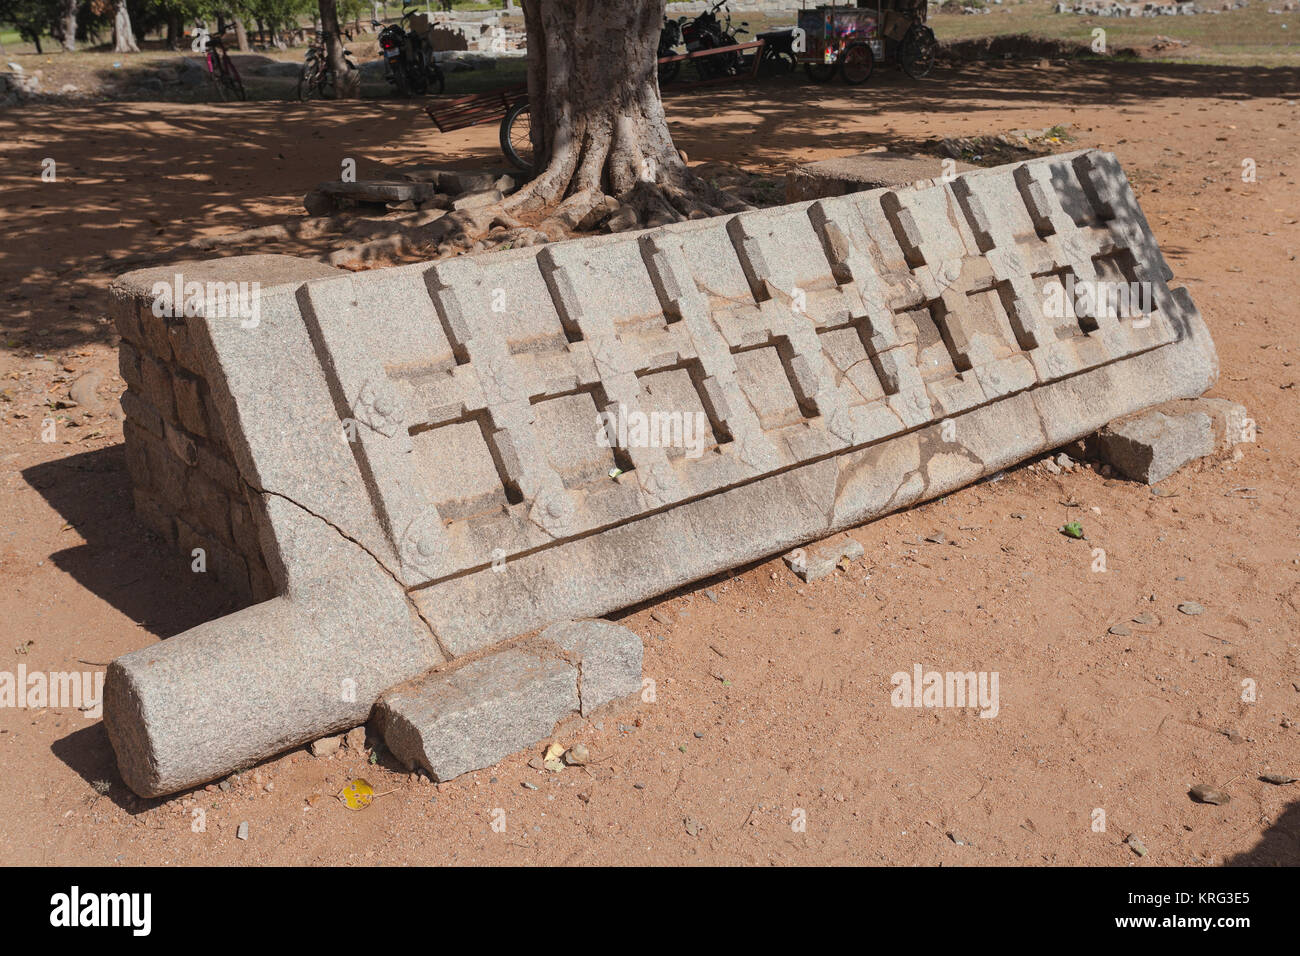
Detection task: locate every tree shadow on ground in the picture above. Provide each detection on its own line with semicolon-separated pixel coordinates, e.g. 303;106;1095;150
0;56;1294;353
1222;796;1300;866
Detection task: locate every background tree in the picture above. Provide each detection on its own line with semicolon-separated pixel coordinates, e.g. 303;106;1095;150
506;0;744;226
316;0;357;96
0;0;59;52
111;0;139;51
57;0;79;50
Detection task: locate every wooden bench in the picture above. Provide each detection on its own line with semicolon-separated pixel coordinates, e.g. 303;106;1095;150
425;82;527;134
658;38;766;86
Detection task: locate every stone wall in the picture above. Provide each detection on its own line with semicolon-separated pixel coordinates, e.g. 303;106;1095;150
110;260;326;607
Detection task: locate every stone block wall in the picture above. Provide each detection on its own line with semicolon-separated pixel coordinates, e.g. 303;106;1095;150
110;273;277;607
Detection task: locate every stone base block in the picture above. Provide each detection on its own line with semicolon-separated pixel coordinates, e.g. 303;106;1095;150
1093;397;1249;484
378;620;642;781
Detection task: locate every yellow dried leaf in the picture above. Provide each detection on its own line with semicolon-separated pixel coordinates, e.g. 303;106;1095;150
338;778;375;810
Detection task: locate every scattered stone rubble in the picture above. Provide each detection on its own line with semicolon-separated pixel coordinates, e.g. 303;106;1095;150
105;148;1226;797
1054;0;1242;14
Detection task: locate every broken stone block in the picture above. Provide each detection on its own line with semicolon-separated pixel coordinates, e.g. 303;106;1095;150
785;150;976;203
103;149;1221;796
377;647;579;783
1094;397;1248;484
399;166;504;195
783;536;865;582
540;620;643;716
450;188;503;211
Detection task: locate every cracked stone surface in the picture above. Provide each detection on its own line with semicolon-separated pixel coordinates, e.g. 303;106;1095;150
104;150;1219;796
377;618;642;781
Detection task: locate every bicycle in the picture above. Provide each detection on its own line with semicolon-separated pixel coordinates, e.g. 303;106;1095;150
297;31;358;101
499;99;533;173
199;25;247;101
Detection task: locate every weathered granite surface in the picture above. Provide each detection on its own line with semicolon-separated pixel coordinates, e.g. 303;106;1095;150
377;618;642;781
104;149;1220;796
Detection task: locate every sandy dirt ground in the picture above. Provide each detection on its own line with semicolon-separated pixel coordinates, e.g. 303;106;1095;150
1;58;1298;865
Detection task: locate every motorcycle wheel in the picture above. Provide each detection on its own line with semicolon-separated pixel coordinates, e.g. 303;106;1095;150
392;63;411;98
716;32;742;75
499;100;534;174
804;62;835;83
757;49;795;78
427;63;445;95
899;25;937;80
658;52;681;84
694;39;720;81
839;42;874;85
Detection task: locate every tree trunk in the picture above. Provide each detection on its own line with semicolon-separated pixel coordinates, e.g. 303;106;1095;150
233;17;250;52
60;0;78;52
506;0;744;227
113;0;140;53
166;13;182;50
318;0;358;97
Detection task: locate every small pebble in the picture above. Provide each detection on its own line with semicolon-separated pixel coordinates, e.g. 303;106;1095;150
236;821;249;841
1108;623;1131;636
1178;602;1205;615
1189;783;1230;805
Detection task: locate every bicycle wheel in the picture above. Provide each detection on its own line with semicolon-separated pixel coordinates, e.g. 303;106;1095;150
839;42;874;85
225;72;247;101
500;100;534;173
221;55;247;100
899;25;937;80
297;60;321;101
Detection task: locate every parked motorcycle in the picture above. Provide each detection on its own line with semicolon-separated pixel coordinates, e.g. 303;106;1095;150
680;0;748;80
657;15;684;84
375;4;445;98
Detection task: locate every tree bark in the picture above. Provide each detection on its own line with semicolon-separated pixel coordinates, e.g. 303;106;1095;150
113;0;140;53
60;0;78;52
506;0;744;227
318;0;358;97
233;17;251;52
